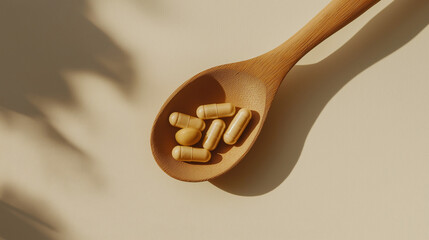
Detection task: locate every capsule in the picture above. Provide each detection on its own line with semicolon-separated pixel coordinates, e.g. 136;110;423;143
203;119;226;151
175;128;202;146
172;146;211;163
196;103;235;119
223;108;252;145
169;112;205;131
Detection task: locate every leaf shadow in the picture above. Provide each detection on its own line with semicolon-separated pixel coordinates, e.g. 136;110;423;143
0;187;64;240
0;0;136;182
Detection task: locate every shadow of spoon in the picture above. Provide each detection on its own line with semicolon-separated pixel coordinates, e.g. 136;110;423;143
211;0;429;196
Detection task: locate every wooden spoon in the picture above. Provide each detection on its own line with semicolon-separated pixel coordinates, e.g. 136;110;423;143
151;0;379;182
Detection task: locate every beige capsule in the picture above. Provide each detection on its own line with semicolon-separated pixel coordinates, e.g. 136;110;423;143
196;103;235;119
175;128;202;146
172;146;211;163
203;119;226;151
223;108;252;145
169;112;205;131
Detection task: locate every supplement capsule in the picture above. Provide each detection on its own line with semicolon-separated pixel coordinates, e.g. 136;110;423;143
175;128;202;146
223;108;252;145
172;146;211;163
196;103;235;119
169;112;205;131
203;119;226;151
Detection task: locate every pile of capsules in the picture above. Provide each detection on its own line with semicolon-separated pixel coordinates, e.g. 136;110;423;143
169;103;252;163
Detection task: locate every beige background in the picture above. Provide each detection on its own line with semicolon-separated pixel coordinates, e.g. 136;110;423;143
0;0;428;239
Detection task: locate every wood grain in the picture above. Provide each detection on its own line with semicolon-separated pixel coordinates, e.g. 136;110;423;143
151;0;380;182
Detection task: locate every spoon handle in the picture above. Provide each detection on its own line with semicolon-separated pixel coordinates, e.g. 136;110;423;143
254;0;380;86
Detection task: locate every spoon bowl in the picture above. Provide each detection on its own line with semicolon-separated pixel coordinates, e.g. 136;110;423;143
151;68;267;181
151;0;380;181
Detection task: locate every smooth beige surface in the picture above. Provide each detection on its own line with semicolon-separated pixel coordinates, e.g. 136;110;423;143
0;0;428;239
